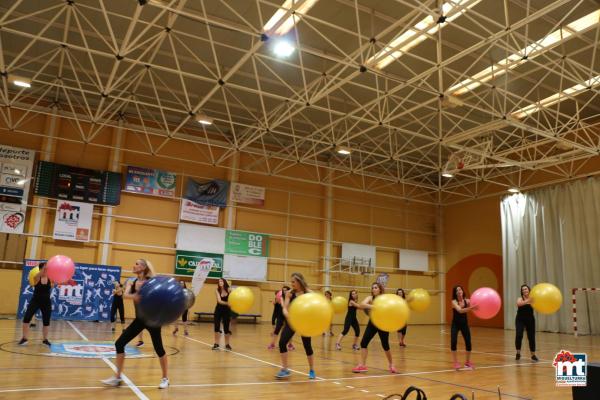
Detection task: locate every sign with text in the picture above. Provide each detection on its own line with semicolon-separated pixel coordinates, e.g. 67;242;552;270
230;183;265;206
225;230;269;257
124;166;176;197
184;178;229;207
0;145;35;233
175;250;222;278
53;200;93;242
180;198;219;225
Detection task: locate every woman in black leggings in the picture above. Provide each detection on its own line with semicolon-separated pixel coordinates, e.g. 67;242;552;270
268;285;291;350
335;289;360;351
102;259;169;389
451;285;478;370
396;288;408;347
515;284;538;362
19;262;52;346
352;283;397;374
276;272;315;379
212;278;232;350
110;281;125;332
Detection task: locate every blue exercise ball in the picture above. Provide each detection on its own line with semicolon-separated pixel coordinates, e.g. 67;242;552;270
138;276;186;327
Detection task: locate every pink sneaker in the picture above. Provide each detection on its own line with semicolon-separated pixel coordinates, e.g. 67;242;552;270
453;362;461;370
352;364;368;373
464;361;474;370
287;343;295;351
267;343;275;350
389;366;397;374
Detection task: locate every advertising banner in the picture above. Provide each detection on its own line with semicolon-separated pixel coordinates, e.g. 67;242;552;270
53;200;93;242
0;145;35;233
124;166;176;198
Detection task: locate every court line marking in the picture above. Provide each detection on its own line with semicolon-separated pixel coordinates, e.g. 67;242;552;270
0;361;540;394
67;321;149;400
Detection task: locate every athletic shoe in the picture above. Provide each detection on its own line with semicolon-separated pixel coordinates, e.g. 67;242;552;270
453;362;461;370
329;331;334;337
352;364;368;373
399;343;407;347
275;369;291;379
287;343;295;351
101;376;122;387
516;353;521;360
18;338;28;346
136;341;144;347
29;323;36;328
335;343;342;351
225;344;232;351
531;355;539;362
389;366;397;374
464;361;474;370
111;327;115;332
158;378;169;389
308;369;316;379
267;343;275;350
352;344;360;351
212;344;220;350
42;339;51;346
184;331;189;336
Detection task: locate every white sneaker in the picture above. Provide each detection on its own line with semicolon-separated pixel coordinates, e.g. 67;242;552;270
159;377;169;389
101;376;122;387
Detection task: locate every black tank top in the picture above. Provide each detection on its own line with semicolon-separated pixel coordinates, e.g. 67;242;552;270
346;302;357;319
33;278;51;300
452;299;468;325
216;289;229;309
516;302;534;320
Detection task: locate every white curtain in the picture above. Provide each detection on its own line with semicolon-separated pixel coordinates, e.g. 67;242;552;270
501;178;600;334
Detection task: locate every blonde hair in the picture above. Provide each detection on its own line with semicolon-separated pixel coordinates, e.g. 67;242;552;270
136;259;155;279
291;272;309;293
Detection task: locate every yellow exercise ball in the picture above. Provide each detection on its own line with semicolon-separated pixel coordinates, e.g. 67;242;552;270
408;288;431;312
530;283;562;314
288;292;333;336
228;286;255;314
370;294;410;332
28;267;40;286
331;296;348;314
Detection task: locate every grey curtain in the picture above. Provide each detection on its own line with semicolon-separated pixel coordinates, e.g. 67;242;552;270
501;178;600;334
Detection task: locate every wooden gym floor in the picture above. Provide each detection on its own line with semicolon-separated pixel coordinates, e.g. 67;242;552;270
0;319;597;399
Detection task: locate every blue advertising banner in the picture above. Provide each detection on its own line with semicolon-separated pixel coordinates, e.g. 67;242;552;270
17;259;121;321
184;178;229;207
124;166;177;198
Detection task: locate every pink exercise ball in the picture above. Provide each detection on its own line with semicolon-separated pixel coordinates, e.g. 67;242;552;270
470;287;502;319
46;255;75;284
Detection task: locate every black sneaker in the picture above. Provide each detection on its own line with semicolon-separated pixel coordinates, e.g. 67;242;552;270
42;339;51;346
225;344;232;351
111;327;115;332
29;323;36;328
212;344;219;350
18;338;28;346
136;341;144;347
531;355;539;362
516;353;521;360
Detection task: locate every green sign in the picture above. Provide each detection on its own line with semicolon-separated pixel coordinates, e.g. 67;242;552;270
175;250;222;278
225;230;269;257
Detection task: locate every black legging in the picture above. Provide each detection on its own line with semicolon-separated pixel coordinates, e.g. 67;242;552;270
110;297;125;323
115;318;165;357
515;316;536;352
214;305;231;334
450;322;472;351
398;325;407;336
23;297;51;326
360;321;390;351
278;322;313;356
273;314;285;335
341;315;360;337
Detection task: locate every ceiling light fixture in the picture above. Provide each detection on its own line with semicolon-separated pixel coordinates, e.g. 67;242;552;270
367;0;481;69
273;40;295;57
449;9;600;96
195;113;213;125
508;187;520;193
9;75;31;88
263;0;319;36
441;172;454;178
336;146;351;155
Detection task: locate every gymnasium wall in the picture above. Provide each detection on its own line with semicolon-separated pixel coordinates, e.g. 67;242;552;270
444;196;504;328
0;110;443;325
